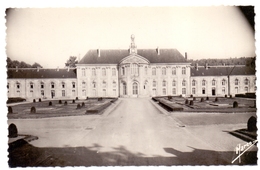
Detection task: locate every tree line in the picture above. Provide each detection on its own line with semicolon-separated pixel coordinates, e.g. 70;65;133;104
6;57;43;68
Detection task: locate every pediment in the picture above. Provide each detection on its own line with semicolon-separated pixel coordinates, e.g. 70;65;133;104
120;54;150;64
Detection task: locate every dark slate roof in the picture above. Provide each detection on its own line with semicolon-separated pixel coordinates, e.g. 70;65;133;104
7;68;77;79
78;49;187;64
191;66;256;77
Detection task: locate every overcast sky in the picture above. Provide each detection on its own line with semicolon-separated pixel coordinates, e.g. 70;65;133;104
6;6;255;68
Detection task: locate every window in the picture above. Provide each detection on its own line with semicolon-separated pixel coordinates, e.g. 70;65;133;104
162;80;166;87
41;90;44;96
92;82;96;88
102;68;106;76
222;87;225;94
72;82;75;88
51;82;55;88
30;82;33;89
92;68;96;76
182;88;186;95
62;90;65;97
82;68;86;76
222;79;226;86
123;82;127;95
235;79;239;85
162;67;166;75
202;87;205;94
16;83;20;89
212;79;216;86
133;82;138;95
172;67;176;75
202;80;206;86
122;67;125;75
41;82;44;89
192;88;196;94
62;82;65;88
153;81;156;87
112;68;116;76
235;87;239;93
7;83;9;89
102;81;106;88
82;81;86;88
244;79;249;85
162;88;166;95
103;89;106;96
172;80;176;86
245;86;249;92
113;81;116;88
192;80;196;86
182;80;186;86
82;89;86;96
145;66;148;75
182;67;186;75
113;89;116;96
131;64;139;75
172;88;176;95
152;68;156;75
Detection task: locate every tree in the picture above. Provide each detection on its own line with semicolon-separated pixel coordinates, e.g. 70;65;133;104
65;56;78;67
32;62;43;68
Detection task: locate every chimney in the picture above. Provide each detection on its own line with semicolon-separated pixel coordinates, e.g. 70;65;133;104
196;63;199;71
157;47;160;55
97;48;100;57
205;63;208;70
16;66;18;72
185;52;187;60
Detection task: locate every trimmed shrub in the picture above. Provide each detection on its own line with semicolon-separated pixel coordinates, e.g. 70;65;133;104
8;106;13;114
49;101;52;106
8;123;18;138
72;100;75;104
179;95;182;98
190;100;194;105
33;99;36;103
225;94;227;98
86;97;88;100
30;106;36;114
82;102;85;107
230;95;233;98
39;98;41;102
59;100;62;104
185;99;189;104
76;103;81;109
233;101;238;108
193;97;196;101
76;97;78;100
206;96;209;100
201;98;204;102
168;96;172;100
98;97;103;101
247;116;257;132
64;101;68;105
215;97;218;102
190;94;193;98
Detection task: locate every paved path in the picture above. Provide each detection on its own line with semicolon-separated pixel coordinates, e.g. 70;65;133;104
8;98;256;166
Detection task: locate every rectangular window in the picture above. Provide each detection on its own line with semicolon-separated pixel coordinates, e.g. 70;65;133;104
41;84;44;89
41;90;44;96
172;88;176;95
92;68;96;76
112;68;116;76
102;68;106;76
182;88;186;95
202;88;205;94
162;67;166;75
72;82;75;88
192;88;196;94
30;84;33;89
72;90;75;96
212;80;216;86
122;67;125;75
152;68;156;75
113;89;116;96
172;67;176;75
62;90;65;97
82;68;86;77
182;67;186;75
222;87;225;94
17;84;20;89
51;84;55;88
163;88;166;95
82;89;86;96
153;81;156;87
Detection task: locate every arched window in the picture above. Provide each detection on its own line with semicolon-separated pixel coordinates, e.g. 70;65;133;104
72;82;76;88
202;80;206;86
102;81;107;88
61;82;65;88
172;67;176;75
192;80;196;86
30;82;34;89
162;80;167;87
182;67;186;75
82;81;86;88
131;64;139;75
212;79;216;86
235;78;239;85
16;82;20;89
51;82;55;88
82;68;86;76
133;82;138;95
92;81;96;88
222;79;226;86
41;82;44;89
123;82;127;95
153;80;156;87
162;67;166;75
122;67;125;75
152;68;156;75
244;78;249;85
145;66;148;75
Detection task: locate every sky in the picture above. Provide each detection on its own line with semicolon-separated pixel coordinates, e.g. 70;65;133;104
5;6;255;68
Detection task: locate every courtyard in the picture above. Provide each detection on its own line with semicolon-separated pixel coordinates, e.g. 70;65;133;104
8;97;257;166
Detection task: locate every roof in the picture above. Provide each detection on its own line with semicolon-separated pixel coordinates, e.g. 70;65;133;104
7;68;77;79
191;66;256;77
78;49;187;64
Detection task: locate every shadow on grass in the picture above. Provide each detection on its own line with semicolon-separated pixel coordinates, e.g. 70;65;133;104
8;140;257;167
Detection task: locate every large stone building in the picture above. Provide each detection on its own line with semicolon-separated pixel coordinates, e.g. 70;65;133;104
7;35;256;100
